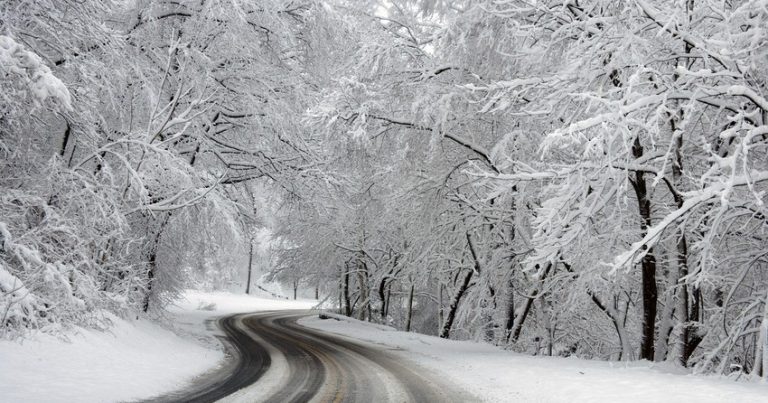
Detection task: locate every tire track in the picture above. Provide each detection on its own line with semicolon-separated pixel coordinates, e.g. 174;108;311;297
147;310;476;403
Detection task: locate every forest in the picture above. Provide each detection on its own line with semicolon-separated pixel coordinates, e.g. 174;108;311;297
1;0;767;379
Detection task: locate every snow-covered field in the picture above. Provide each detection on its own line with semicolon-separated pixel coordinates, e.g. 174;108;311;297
300;314;768;403
0;290;315;403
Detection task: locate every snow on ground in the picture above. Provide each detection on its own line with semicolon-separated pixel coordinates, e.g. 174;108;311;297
9;290;757;403
300;314;768;403
0;290;315;403
0;312;220;403
172;289;316;314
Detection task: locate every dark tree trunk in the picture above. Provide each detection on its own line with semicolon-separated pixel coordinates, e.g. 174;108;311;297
343;262;352;317
142;254;155;313
378;277;388;320
385;286;391;319
669;31;703;365
405;282;415;332
378;266;398;320
438;282;444;334
142;213;172;313
503;276;515;340
338;267;343;315
245;242;254;295
485;285;497;342
509;263;553;343
681;278;704;365
356;260;371;321
439;268;473;339
378;260;401;320
631;137;659;361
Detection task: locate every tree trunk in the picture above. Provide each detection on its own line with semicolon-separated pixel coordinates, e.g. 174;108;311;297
631;136;658;361
674;147;703;366
503;276;515;340
385;286;391;319
753;291;768;378
405;282;415;332
438;281;444;334
672;0;702;366
439;268;473;339
535;297;554;356
142;255;155;313
245;241;254;295
356;260;370;321
509;263;553;343
338;267;343;315
676;232;703;366
655;266;677;361
142;212;172;313
378;271;390;320
343;262;352;317
590;292;633;361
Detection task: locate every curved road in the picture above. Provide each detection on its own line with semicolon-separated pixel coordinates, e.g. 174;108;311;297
148;311;476;403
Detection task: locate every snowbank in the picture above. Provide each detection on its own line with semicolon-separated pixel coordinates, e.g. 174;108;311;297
0;290;316;403
0;313;221;403
300;314;768;403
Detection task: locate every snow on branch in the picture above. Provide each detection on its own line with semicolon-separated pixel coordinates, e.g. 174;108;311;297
611;171;768;272
541;93;666;152
0;35;72;111
126;174;225;214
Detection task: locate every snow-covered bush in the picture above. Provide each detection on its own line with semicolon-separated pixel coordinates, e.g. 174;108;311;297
0;193;107;337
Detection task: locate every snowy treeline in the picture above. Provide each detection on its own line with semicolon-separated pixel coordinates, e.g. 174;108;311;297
2;0;767;378
271;0;768;377
0;0;331;335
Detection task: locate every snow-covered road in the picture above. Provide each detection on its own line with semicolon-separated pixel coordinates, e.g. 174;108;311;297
153;311;476;402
